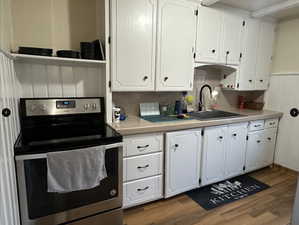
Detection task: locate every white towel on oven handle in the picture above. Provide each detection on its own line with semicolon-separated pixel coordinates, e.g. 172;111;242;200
47;146;107;193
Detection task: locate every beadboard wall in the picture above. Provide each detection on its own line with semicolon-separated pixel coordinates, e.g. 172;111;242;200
0;52;20;225
14;62;105;98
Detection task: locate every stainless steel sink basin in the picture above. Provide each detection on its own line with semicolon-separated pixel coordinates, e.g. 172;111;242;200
188;110;244;120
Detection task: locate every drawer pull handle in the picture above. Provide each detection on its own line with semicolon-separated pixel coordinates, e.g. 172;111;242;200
137;145;149;149
137;164;149;169
137;186;149;192
257;140;261;143
254;125;261;127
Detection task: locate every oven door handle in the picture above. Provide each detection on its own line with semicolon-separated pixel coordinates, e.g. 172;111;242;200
15;142;123;161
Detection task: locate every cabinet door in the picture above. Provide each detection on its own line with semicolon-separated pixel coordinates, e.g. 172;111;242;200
221;12;244;65
156;0;197;91
225;123;247;178
245;130;264;172
195;6;222;63
262;128;277;166
165;129;202;198
238;18;259;90
111;0;157;91
202;126;227;186
255;21;275;90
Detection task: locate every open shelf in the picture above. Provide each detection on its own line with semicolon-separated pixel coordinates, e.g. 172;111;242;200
12;53;106;65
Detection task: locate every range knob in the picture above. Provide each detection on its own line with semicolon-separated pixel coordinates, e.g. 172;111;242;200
91;103;97;110
84;104;90;111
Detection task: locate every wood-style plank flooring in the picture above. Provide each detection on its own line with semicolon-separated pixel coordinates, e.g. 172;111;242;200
124;166;298;225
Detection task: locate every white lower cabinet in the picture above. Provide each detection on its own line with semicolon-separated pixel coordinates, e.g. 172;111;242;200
245;127;277;172
165;129;202;198
123;133;164;208
225;123;248;179
202;123;248;186
123;175;163;208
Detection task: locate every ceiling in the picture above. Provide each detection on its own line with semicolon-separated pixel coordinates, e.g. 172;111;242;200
220;0;299;20
221;0;285;12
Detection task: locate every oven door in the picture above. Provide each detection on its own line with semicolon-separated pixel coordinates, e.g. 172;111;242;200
15;143;123;225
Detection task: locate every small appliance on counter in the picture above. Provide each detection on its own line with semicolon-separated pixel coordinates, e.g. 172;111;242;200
18;46;53;56
14;97;123;225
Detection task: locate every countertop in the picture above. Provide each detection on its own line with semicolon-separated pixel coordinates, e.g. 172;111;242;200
109;108;283;136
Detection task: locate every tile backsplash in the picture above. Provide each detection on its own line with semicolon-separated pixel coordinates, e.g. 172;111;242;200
112;68;265;116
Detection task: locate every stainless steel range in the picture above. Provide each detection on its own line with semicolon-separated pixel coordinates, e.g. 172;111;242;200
14;97;123;225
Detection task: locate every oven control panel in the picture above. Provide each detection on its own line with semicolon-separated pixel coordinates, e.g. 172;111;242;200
24;98;102;116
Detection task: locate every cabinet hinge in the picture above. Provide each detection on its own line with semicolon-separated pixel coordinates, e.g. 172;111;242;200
240;53;243;59
108;36;111;44
242;21;245;26
199;178;202;184
201;130;204;136
246;135;249;141
109;81;112;88
243;166;246;171
194;9;199;16
193;52;196;59
237;83;239;88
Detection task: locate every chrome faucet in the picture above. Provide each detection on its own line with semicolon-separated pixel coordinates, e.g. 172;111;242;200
199;84;212;111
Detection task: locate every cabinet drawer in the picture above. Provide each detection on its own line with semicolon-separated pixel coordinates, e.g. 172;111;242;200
124;133;163;157
123;153;163;182
249;120;264;131
123;175;163;208
265;118;279;129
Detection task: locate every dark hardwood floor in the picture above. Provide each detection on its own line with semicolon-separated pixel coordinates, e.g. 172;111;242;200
124;166;298;225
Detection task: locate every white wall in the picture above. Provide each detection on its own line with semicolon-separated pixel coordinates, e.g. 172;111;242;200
272;18;299;74
266;17;299;171
0;0;13;51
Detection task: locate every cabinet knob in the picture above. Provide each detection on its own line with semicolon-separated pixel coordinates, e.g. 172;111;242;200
260;80;264;82
267;137;272;141
164;77;169;82
219;136;223;140
233;133;237;137
174;144;179;148
143;76;148;81
2;108;11;117
249;80;253;82
212;49;216;53
226;51;230;55
257;140;261;143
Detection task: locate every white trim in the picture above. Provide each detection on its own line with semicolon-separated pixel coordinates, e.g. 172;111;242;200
252;0;299;18
201;0;221;6
271;72;299;76
0;48;14;60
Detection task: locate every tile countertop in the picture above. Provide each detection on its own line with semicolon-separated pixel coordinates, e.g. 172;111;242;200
109;108;283;136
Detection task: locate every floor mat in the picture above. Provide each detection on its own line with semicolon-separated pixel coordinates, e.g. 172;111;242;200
186;175;270;210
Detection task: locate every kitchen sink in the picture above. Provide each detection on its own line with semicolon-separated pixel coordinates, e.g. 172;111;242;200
188;110;245;120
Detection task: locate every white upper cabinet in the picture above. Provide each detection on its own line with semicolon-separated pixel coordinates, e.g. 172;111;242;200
165;129;202;198
255;21;275;90
195;6;244;66
220;12;244;65
156;0;197;91
238;18;260;90
111;0;196;92
111;0;157;91
195;6;222;63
